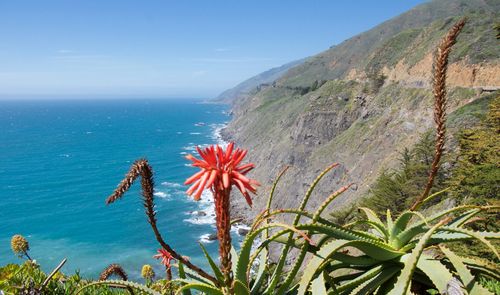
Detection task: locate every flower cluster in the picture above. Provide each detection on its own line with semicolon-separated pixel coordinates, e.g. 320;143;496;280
11;235;29;256
153;248;174;269
184;142;259;206
141;264;155;280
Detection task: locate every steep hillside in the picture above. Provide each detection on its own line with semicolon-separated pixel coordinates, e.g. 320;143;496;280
222;0;500;221
211;59;305;104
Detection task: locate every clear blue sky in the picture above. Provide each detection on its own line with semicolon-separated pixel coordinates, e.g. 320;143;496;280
0;0;426;98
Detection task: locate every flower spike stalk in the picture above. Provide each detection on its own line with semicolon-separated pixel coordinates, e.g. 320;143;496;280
185;142;259;290
106;159;219;285
410;18;466;211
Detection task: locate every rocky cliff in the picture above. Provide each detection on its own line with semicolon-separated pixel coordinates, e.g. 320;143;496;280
220;0;500;221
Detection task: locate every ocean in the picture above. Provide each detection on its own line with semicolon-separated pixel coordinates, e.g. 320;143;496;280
0;98;239;280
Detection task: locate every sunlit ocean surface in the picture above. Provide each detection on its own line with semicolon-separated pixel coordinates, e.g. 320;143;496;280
0;98;229;280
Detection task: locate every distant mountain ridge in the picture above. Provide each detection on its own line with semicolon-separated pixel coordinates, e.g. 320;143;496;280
220;0;500;221
212;59;305;104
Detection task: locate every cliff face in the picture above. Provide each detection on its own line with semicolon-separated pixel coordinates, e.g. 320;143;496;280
221;0;500;221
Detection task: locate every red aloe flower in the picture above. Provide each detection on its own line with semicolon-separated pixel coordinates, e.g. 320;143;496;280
184;142;259;206
184;142;259;287
154;248;174;269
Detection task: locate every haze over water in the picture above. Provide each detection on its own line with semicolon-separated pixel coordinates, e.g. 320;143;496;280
0;98;229;279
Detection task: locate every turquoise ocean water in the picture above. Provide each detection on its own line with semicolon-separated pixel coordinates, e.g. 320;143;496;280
0;99;230;280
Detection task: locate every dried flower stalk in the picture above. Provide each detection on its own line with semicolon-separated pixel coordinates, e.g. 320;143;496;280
99;264;128;281
410;19;466;211
106;159;219;285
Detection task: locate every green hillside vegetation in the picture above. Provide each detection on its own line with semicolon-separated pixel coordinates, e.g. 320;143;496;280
280;0;499;87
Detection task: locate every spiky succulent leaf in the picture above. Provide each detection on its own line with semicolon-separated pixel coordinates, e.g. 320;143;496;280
448;208;482;228
250;248;268;295
337;265;383;293
175;281;223;295
297;239;353;295
416;254;454;293
440;246;493;295
233;279;250;295
432;227;500;258
460;256;500;280
199;243;225;286
390;211;426;248
387;218;448;295
349;266;400;295
177;262;192;295
266;164;338;295
236;223;304;286
74;279;162;295
310;273;328;295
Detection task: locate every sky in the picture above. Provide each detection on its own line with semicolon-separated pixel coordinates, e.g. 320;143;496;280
0;0;426;99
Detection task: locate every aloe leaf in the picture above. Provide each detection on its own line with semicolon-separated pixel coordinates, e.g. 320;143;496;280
233;279;250;295
313;184;351;221
358;207;385;229
349;266;400;295
437;227;499;259
199;243;225;285
416;254;453;293
310;273;328;295
448;208;482;228
231;245;239;276
400;205;481;242
74;280;162;295
386;209;394;233
249;166;289;237
266;166;289;218
336;265;383;292
296;239;401;295
440;246;493;295
349;220;388;240
387;218;449;295
266;164;338;295
297;239;352;295
460;256;500;280
175;282;223;295
392;211;425;237
390;211;427;249
275;185;354;295
296;223;380;242
297;224;403;261
236;223;303;287
250;248;268;295
418;205;480;226
329;252;379;267
177;262;192;295
412;187;450;211
182;265;214;286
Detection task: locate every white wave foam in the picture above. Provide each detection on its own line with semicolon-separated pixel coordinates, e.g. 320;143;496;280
199;233;216;244
161;181;182;188
189;132;202;135
183;190;216;225
153;191;170;199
